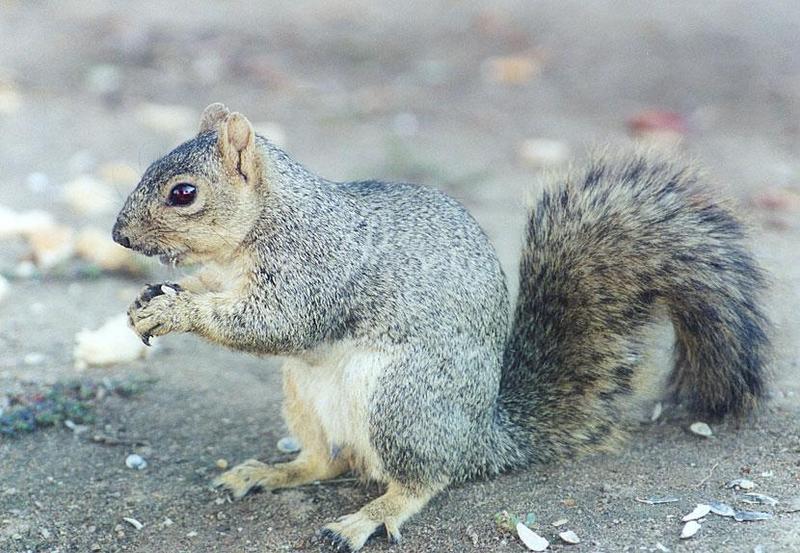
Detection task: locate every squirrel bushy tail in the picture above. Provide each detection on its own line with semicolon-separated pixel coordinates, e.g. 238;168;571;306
494;151;769;466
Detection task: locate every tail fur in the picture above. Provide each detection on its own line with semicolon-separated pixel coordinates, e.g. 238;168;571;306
497;150;769;462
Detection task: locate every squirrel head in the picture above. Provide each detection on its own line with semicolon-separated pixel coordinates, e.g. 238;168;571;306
112;103;264;266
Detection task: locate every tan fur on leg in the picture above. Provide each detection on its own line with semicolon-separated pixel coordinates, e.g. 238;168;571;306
213;369;349;498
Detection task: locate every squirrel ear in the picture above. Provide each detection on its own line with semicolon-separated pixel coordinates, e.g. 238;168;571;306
218;112;259;183
198;102;231;133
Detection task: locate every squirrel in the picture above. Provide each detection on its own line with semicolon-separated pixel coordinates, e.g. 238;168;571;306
112;103;769;552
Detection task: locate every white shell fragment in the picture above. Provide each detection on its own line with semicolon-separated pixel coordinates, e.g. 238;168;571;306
559;530;580;544
0;275;9;304
726;478;756;490
709;501;736;517
125;454;147;470
516;522;549;551
689;422;713;437
650;401;663;422
680;520;700;539
635;496;680;505
277;436;301;454
123;517;143;530
74;314;152;370
682;504;711;522
161;284;178;297
740;493;778;506
551;518;568;527
734;511;773;522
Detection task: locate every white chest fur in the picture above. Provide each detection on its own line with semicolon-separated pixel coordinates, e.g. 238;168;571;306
282;342;390;479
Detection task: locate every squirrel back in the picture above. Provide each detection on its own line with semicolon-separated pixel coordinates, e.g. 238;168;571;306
488;151;769;470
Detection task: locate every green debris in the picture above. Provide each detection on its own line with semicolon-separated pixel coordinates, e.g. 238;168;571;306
0;377;155;438
495;510;537;534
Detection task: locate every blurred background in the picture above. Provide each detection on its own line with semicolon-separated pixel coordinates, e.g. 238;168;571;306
1;1;799;551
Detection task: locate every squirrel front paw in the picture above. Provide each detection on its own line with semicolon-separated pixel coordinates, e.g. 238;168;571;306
127;282;190;345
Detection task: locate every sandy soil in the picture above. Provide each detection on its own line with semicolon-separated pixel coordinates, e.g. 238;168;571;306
1;1;799;551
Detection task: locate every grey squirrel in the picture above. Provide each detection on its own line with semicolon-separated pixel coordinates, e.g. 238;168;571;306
112;103;769;552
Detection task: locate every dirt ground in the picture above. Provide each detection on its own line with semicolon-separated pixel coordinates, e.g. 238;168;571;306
1;1;799;552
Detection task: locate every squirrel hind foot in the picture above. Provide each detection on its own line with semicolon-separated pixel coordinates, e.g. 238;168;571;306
211;458;274;499
320;481;437;551
320;516;400;553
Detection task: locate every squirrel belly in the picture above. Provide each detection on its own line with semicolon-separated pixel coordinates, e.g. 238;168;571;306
113;104;769;551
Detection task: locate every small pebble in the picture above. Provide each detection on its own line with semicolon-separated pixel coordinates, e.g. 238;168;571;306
277;436;301;454
91;544;101;551
186;531;198;538
689;422;713;437
40;527;51;539
551;518;568;527
726;478;755;490
680;520;700;539
682;504;711;522
215;458;229;470
162;517;174;527
559;530;580;544
655;543;670;552
516;522;549;551
125;454;147;470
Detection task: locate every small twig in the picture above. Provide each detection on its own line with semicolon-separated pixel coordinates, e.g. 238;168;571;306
695;462;720;489
91;434;150;447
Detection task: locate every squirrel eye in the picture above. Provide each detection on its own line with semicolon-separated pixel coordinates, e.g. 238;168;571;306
167;182;197;206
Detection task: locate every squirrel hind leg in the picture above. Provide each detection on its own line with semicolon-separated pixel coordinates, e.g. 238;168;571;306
212;450;350;499
320;481;442;552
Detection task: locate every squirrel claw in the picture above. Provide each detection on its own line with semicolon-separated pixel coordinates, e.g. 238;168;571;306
319;528;354;553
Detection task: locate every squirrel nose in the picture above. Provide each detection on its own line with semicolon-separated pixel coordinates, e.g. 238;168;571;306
112;222;132;249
